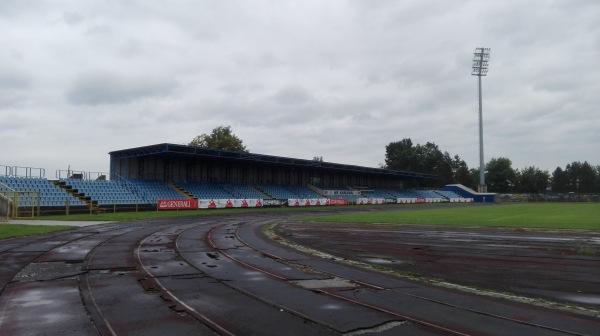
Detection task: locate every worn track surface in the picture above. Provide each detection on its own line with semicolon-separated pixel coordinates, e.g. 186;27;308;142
1;209;599;335
276;221;600;309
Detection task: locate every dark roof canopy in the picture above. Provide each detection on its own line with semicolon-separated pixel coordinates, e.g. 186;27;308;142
109;143;437;180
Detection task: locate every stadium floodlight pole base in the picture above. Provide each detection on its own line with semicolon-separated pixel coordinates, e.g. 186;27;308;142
478;185;487;193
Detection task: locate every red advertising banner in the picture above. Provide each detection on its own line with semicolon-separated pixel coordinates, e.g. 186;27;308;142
287;198;328;207
357;198;386;205
326;198;349;206
158;199;199;210
198;199;263;209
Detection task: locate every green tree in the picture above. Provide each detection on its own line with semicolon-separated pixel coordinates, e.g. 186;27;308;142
595;165;600;192
384;138;466;187
564;161;596;193
452;155;472;187
485;157;516;193
579;162;596;193
469;168;480;190
189;125;248;152
435;151;454;186
515;166;549;193
385;139;418;172
551;167;568;193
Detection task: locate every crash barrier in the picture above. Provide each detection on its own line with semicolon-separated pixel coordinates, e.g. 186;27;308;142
289;198;398;207
397;197;457;203
199;199;263;209
157;199;199;210
159;198;351;208
157;196;474;211
158;199;265;210
288;198;328;207
356;198;386;205
327;198;349;206
449;198;474;203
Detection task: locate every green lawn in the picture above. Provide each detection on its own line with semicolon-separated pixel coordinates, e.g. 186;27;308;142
3;203;599;240
0;206;332;239
303;203;600;230
39;208;244;222
0;224;74;239
37;205;336;222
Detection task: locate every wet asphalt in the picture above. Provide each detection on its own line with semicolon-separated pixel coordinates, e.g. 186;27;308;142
1;210;599;335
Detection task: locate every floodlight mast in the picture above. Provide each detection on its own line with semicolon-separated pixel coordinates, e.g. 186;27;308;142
472;47;490;193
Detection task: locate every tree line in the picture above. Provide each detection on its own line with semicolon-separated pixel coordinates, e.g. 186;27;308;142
385;138;600;193
188;127;599;193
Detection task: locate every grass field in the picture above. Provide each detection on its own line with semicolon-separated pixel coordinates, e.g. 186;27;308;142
36;205;334;222
2;203;599;240
0;224;74;239
304;203;600;230
0;207;326;239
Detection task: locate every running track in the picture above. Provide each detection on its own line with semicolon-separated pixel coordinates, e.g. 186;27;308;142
1;211;599;335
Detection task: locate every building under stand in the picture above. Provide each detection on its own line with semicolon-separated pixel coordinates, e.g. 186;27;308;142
109;143;437;188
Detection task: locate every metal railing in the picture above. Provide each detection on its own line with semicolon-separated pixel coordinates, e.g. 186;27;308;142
1;165;45;178
1;165;12;177
499;193;600;203
55;170;109;180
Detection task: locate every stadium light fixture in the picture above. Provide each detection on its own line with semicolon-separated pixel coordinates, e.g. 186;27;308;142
472;47;490;193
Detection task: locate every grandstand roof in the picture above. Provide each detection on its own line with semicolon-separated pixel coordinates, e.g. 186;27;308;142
109;143;437;180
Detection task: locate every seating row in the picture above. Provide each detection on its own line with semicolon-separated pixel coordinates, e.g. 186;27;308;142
1;176;86;206
3;175;467;207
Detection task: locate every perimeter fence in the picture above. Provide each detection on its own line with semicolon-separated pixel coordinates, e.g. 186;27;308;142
499;193;599;203
0;193;10;222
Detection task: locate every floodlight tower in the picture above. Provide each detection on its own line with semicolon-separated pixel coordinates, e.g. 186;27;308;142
472;47;490;193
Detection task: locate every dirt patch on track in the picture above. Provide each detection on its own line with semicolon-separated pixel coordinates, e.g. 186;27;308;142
275;222;600;309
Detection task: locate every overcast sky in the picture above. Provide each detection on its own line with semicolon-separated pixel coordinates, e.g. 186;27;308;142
1;0;599;179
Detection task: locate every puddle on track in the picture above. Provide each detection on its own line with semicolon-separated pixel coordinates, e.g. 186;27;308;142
290;277;358;289
362;258;405;265
561;294;600;305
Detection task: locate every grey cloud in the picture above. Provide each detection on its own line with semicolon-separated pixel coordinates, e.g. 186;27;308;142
0;0;30;18
1;1;599;174
84;24;113;36
9;49;24;62
273;86;312;105
0;92;28;109
0;70;31;90
62;12;84;25
0;67;32;108
66;72;177;106
234;53;281;69
218;82;266;99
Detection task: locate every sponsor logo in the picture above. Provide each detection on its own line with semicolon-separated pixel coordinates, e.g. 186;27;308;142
158;199;198;210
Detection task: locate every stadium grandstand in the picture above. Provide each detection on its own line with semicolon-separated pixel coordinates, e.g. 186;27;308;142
1;143;482;218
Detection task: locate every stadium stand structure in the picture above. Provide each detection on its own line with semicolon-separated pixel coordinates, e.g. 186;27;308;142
0;144;483;217
108;144;436;187
443;184;496;202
